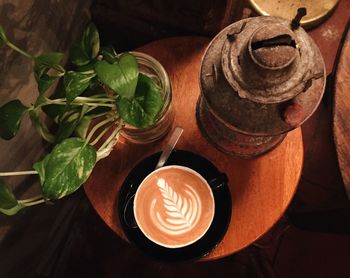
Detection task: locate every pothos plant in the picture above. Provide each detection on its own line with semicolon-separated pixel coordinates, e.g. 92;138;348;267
0;23;164;215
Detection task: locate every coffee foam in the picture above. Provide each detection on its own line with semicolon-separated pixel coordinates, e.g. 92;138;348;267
134;166;215;248
152;178;201;235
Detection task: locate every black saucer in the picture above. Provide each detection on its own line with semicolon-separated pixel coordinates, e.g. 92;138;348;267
118;150;232;262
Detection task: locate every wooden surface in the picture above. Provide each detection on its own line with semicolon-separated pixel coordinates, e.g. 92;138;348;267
84;37;304;260
333;23;350;198
296;0;350;209
308;0;350;75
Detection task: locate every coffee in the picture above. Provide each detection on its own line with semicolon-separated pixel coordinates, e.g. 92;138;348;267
134;166;215;248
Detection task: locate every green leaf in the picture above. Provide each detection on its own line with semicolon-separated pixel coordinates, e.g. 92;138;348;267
34;138;97;199
0;179;18;209
88;76;100;90
55;114;80;143
117;73;164;128
34;53;64;78
42;104;66;122
50;79;66;98
0;24;8;47
100;46;118;64
64;71;95;102
81;23;100;59
0;178;22;216
29;108;55;143
44;104;80;126
54;105;89;143
0;100;28;140
42;81;68;120
70;23;100;66
34;52;64;95
95;53;138;99
33;157;46;186
74;116;92;139
0;204;24;216
37;75;59;95
76;63;95;74
33;94;49;108
70;43;90;66
81;82;105;96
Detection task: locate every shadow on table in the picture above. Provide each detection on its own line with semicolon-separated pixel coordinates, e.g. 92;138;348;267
0;188;273;278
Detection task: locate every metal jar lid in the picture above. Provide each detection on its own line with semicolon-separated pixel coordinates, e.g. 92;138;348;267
249;0;339;29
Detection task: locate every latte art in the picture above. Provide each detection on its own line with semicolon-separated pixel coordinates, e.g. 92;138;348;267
134;166;215;248
151;178;201;235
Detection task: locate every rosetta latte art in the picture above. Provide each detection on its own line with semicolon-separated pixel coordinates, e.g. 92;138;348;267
150;178;202;235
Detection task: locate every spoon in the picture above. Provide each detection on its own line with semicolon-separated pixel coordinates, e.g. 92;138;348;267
123;126;183;228
155;126;184;169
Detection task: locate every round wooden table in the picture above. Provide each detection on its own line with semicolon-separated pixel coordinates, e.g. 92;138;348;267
84;37;304;260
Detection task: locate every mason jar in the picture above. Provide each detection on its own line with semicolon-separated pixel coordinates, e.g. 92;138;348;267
120;51;174;144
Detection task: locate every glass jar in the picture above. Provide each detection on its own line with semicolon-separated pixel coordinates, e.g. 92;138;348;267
120;52;174;144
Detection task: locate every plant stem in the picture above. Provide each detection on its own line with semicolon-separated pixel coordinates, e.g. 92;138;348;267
50;64;66;74
79;69;95;75
0;170;38;177
90;111;111;119
82;107;112;119
98;125;120;152
85;116;115;143
6;41;33;59
51;97;114;103
75;96;115;102
96;121;123;160
48;100;115;108
20;199;46;207
90;124;113;146
18;195;43;203
81;103;115;107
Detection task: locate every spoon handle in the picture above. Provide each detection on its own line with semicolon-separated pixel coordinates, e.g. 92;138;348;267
155;127;183;169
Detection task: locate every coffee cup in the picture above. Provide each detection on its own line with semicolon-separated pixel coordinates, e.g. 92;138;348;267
133;165;215;249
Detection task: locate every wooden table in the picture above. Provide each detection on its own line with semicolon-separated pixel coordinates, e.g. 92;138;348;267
334;23;350;198
84;37;304;260
295;0;350;209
